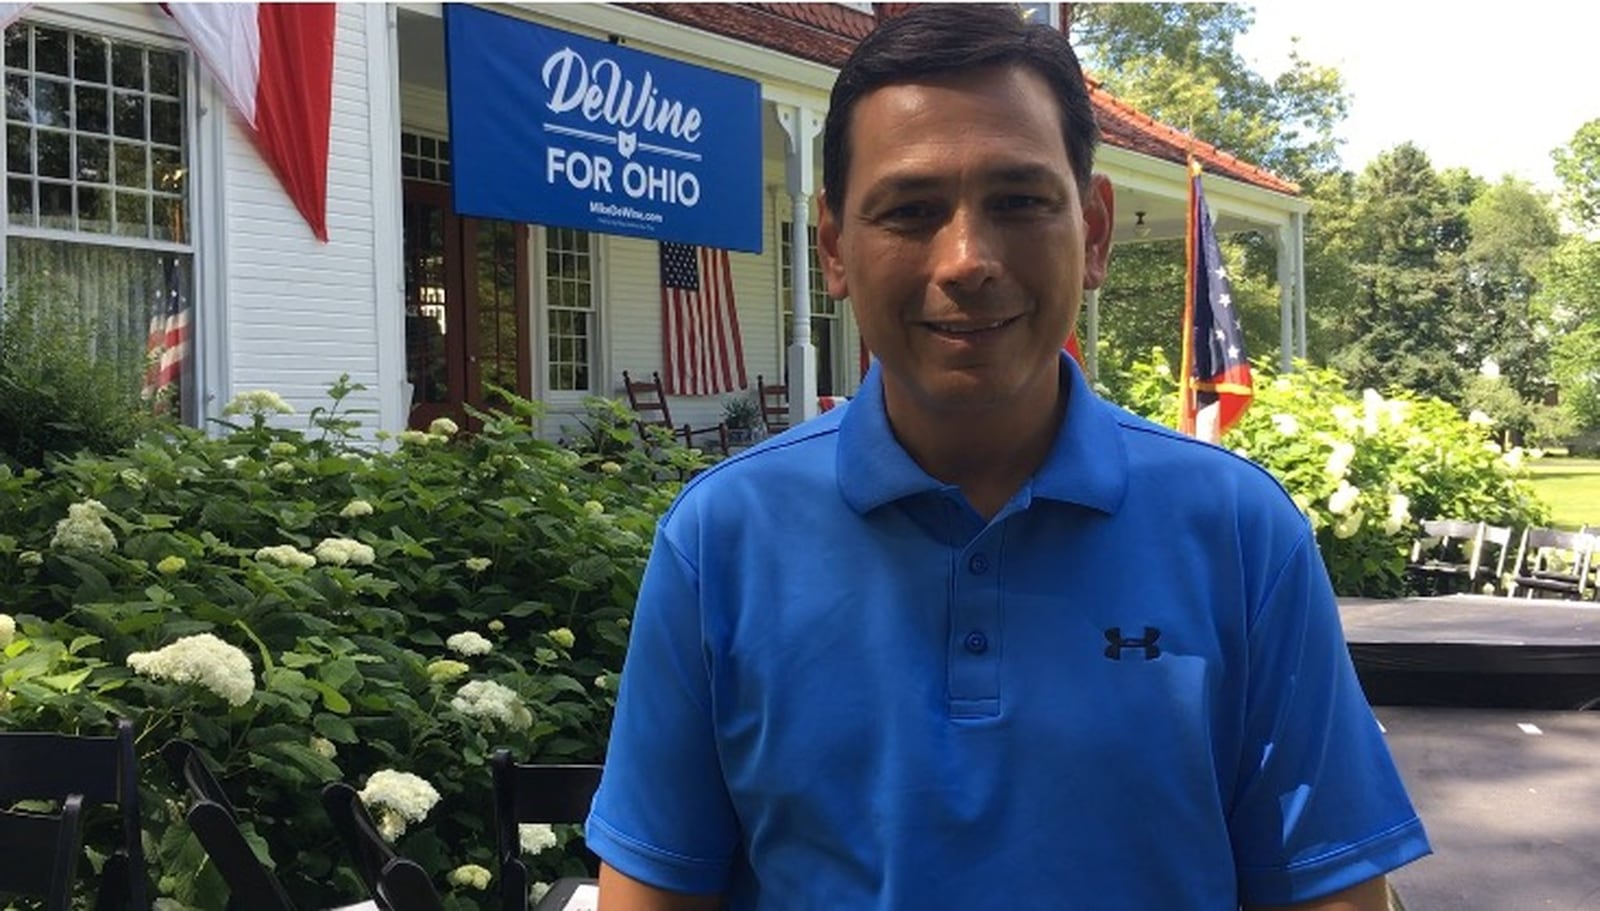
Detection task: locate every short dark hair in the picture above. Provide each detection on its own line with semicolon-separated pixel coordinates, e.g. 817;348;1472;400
822;4;1100;216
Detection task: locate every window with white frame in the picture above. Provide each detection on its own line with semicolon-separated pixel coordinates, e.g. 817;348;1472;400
3;19;195;420
1017;3;1061;29
544;225;596;394
779;220;840;395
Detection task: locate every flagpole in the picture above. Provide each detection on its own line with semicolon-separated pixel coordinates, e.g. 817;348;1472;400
1177;157;1200;434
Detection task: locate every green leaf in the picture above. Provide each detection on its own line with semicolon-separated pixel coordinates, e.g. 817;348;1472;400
312;714;359;743
37;668;93;692
68;635;103;655
304;678;351;714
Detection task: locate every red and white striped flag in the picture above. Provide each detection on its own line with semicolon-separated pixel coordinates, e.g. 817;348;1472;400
142;256;190;410
163;3;335;241
660;242;748;396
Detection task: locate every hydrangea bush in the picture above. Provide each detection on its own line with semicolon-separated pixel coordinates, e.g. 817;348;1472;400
1105;349;1550;595
0;379;705;910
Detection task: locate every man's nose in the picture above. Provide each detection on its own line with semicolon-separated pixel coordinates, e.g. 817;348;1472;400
931;207;1000;296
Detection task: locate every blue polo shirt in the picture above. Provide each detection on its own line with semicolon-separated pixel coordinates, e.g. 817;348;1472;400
587;354;1429;909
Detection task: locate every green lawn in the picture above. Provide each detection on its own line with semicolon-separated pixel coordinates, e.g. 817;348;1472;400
1526;457;1600;530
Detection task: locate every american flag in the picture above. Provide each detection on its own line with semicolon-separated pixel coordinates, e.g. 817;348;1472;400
142;254;189;412
1178;160;1253;441
660;242;747;396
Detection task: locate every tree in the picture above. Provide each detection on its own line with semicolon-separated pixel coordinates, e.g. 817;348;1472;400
1552;118;1600;231
1069;3;1352;381
1459;177;1562;402
1329;144;1470;400
1538;238;1600;434
1071;4;1349;183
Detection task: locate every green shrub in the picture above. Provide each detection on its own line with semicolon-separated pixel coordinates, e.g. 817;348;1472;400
0;378;707;910
0;281;160;470
1106;351;1550;596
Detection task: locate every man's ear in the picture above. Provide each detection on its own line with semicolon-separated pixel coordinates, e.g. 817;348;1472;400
1081;174;1115;291
816;189;851;300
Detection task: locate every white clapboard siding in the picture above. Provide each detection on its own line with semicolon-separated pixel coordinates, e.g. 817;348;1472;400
223;5;383;428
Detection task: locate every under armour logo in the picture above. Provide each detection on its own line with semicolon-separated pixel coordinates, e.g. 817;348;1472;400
1104;626;1162;660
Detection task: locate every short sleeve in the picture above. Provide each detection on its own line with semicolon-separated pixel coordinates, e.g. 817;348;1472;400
585;527;739;894
1229;530;1431;905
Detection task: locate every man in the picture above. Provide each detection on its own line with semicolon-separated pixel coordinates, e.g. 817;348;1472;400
586;6;1430;909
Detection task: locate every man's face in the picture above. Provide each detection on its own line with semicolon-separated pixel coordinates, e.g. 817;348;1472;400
818;65;1113;422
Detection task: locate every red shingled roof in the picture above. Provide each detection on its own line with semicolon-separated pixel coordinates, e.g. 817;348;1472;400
619;2;1297;196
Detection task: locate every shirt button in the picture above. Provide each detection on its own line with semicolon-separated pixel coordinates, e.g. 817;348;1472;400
964;631;989;654
968;553;990;575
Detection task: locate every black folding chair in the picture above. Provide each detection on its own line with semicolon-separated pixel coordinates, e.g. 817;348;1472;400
162;740;301;911
489;751;604;911
0;718;146;911
320;782;444;911
1508;527;1598;600
0;796;86;911
1406;519;1485;595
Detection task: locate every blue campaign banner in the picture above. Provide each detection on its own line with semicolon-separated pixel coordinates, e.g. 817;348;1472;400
443;5;764;253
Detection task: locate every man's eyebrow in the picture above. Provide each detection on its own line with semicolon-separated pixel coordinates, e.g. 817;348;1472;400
862;164;1067;198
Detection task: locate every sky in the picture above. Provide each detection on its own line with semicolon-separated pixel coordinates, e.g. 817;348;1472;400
1234;2;1598;190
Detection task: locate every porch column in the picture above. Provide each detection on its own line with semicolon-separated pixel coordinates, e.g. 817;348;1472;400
1276;223;1295;373
1082;288;1099;382
777;103;823;425
1293;210;1308;360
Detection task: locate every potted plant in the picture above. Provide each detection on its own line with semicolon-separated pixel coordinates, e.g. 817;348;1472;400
722;393;762;446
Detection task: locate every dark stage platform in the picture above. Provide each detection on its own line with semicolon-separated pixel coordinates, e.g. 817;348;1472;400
1339;596;1600;709
1377;707;1600;910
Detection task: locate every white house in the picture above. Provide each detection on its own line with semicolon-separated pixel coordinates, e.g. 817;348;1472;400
0;2;1307;441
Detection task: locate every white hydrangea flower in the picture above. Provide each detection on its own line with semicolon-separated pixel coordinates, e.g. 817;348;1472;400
0;613;15;648
487;619;505;633
464;556;492;573
358;770;441;840
594;674;611;691
271;462;295;477
310;736;338;760
1331;405;1359;433
1483;440;1502;455
1467;409;1495;427
1333;510;1364;540
223;390;295;417
447;864;492;890
1501;447;1525;471
255;544;317;570
50;500;117;552
427;659;471;683
600;461;623;475
1270;413;1299;436
529;882;551;902
397;430;436;447
1385;399;1410;428
221;456;247;471
1360;388;1384;436
313;537;376;567
156;556;187;575
340;499;375;518
1327;481;1360;517
428;417;460;437
127;633;255;706
1324;442;1357;481
583;500;605;516
451;679;532;730
269;441;298;457
1383;494;1410;535
119;468;147;490
446;631;492;657
1153;361;1171;378
18;550;42;567
519;822;558;855
547;627;575;649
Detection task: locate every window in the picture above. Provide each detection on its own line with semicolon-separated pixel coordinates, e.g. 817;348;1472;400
544;226;595;393
779;221;840;395
3;20;194;419
1017;4;1061;29
400;130;450;185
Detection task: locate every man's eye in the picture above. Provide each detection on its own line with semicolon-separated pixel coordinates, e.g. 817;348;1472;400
881;202;938;221
998;195;1049;211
